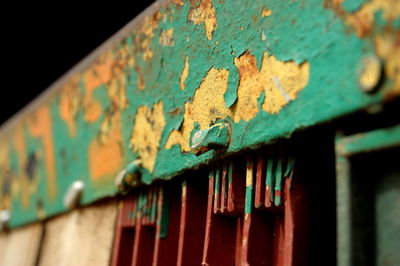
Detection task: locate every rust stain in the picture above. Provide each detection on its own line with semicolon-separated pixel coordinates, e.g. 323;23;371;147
232;51;309;121
261;7;272;17
166;67;230;152
189;0;217;40
180;56;190;90
131;101;166;172
0;142;11;210
59;75;81;137
28;106;57;199
136;65;146;90
159;28;175;47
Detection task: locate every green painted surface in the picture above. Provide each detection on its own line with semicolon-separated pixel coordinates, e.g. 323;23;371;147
0;0;399;227
337;125;400;156
342;0;365;13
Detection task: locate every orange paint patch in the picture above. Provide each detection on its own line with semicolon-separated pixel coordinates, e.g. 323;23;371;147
13;126;31;208
89;114;123;180
28;106;57;199
83;51;114;122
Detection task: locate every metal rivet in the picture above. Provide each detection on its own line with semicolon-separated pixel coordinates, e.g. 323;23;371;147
64;180;84;209
359;55;382;93
190;122;231;155
115;159;142;194
0;210;10;231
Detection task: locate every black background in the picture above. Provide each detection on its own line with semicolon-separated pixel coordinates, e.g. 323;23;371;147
2;1;154;125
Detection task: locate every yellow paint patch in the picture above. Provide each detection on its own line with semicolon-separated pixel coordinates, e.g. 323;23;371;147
130;101;166;172
166;51;309;151
180;56;189;90
137;12;161;61
189;0;217;40
344;0;400;37
232;52;309;121
28;107;57;199
89;114;123;180
159;28;175;47
261;7;272;17
173;0;184;6
166;67;231;152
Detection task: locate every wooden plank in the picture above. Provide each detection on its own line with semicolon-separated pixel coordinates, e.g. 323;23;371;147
0;223;43;266
38;200;117;266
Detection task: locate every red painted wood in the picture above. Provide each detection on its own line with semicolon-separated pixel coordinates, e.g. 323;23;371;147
152;183;181;266
131;221;156;266
240;211;275;266
255;155;266;209
202;175;237;265
112;196;137;266
177;175;208;266
227;158;246;214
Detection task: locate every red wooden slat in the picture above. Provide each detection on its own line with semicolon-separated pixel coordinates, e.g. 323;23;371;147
152;183;181;266
177;175;208;266
202;174;237;265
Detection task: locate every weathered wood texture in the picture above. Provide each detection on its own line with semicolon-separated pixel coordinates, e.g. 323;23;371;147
0;223;43;266
38;200;117;266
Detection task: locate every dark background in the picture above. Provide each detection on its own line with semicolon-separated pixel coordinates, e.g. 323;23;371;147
2;1;154;126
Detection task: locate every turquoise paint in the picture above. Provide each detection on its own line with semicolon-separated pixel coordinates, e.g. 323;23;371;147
274;159;283;206
0;0;397;227
337;125;400;156
342;0;366;13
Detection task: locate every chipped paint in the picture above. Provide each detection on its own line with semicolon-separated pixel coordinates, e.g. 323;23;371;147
27;107;56;199
0;0;398;227
343;0;400;37
180;56;189;90
166;67;230;152
189;0;217;40
261;7;272;17
159;28;175;47
233;51;309;121
131;101;166;172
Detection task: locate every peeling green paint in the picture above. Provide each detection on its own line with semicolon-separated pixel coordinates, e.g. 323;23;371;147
0;0;399;227
342;0;366;13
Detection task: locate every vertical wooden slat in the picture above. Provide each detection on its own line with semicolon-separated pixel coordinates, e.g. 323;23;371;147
0;222;43;266
152;182;181;266
177;175;208;266
39;200;117;266
202;173;237;266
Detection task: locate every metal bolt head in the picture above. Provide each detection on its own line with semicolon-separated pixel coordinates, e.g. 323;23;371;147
64;180;84;209
115;160;142;194
190;122;231;155
359;55;382;93
0;210;10;231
